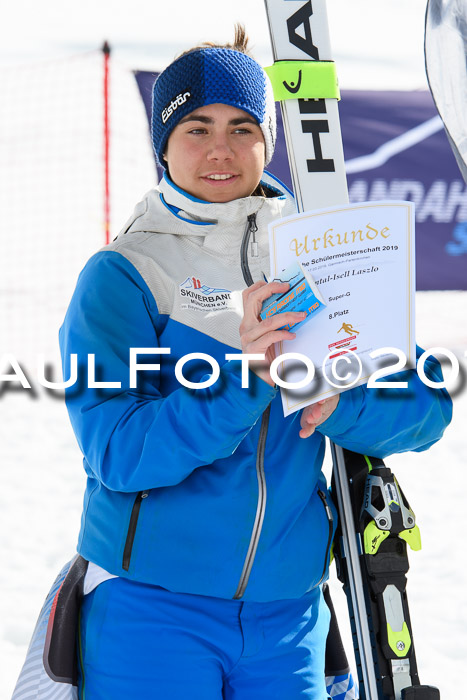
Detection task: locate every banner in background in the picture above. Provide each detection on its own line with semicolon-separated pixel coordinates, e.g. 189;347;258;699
135;72;467;290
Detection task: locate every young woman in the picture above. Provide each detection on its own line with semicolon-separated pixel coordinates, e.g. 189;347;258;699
55;28;451;699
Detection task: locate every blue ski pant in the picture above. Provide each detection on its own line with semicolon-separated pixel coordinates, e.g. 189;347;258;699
78;577;331;699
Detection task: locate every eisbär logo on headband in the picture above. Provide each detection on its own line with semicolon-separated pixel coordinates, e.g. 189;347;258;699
161;90;192;124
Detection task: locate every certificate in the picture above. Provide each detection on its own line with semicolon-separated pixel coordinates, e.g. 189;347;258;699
268;201;415;416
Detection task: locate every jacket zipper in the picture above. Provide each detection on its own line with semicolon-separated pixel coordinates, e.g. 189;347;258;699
122;490;149;571
240;213;259;286
233;212;268;600
233;405;270;599
316;488;334;588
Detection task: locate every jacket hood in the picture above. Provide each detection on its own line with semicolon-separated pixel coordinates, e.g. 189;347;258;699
118;171;296;242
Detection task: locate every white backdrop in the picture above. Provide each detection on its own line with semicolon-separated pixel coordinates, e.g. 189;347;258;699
2;0;430;90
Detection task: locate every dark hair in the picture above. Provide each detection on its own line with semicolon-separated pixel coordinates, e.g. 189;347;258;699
177;24;254;59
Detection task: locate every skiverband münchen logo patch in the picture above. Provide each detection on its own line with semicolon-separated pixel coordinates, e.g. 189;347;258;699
179;276;234;312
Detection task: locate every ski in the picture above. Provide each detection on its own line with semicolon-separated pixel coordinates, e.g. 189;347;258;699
330;446;440;700
424;0;467;183
263;2;440;698
264;0;347;212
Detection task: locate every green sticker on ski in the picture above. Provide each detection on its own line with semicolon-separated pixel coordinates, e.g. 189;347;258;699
264;60;340;102
387;622;412;657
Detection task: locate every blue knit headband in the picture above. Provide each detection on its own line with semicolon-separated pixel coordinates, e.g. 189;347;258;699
152;47;276;167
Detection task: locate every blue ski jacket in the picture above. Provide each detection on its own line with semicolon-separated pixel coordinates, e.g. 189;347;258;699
60;172;452;602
